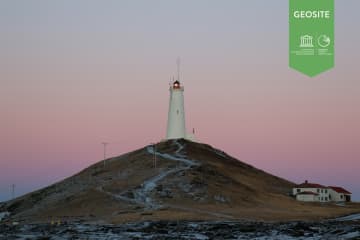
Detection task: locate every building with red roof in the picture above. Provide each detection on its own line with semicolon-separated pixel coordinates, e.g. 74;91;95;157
293;180;352;203
328;186;352;202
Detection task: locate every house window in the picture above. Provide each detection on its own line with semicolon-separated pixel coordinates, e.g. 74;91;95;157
329;195;332;200
297;189;300;193
325;189;328;193
341;195;343;199
325;197;328;201
317;189;320;193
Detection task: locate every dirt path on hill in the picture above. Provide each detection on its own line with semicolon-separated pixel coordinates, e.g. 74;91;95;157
99;140;199;209
98;140;237;219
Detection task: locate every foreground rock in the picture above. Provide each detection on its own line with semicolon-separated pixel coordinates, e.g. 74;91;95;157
1;220;359;240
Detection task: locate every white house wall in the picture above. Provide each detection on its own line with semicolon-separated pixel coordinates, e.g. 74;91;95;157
296;194;318;202
328;189;346;202
293;187;330;202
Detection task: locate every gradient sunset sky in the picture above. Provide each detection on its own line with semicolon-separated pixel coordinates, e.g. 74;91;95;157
1;0;359;202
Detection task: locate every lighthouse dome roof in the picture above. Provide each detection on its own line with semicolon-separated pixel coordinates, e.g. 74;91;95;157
173;80;181;88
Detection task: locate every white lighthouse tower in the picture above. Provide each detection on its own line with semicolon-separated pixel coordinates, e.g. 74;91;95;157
166;80;186;139
165;59;195;141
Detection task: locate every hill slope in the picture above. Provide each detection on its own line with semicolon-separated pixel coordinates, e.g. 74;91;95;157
1;139;359;223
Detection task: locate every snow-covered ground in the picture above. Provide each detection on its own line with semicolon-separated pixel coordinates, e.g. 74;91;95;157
335;213;360;221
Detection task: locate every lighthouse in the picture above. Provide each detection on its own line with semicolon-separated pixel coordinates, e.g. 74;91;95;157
166;80;187;139
165;80;196;141
165;58;196;141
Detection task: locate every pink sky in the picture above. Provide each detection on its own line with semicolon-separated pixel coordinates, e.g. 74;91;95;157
0;1;359;201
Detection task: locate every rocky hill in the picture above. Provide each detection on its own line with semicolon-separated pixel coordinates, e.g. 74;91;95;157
1;139;359;223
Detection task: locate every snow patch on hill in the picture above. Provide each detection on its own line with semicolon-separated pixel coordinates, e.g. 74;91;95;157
0;211;10;221
336;213;360;221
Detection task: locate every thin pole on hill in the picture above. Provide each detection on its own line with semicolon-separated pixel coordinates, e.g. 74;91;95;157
102;142;109;167
151;143;157;169
11;184;15;200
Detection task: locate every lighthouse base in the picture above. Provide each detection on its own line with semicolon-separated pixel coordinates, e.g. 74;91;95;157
162;133;197;143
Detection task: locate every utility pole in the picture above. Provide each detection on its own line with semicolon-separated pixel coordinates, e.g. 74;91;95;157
11;184;15;200
102;142;109;167
152;143;157;169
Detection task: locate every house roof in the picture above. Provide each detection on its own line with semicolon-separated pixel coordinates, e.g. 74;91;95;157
328;186;352;194
294;181;351;194
296;181;325;189
297;191;319;195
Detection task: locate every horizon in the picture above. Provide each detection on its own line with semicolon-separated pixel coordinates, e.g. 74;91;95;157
1;0;360;202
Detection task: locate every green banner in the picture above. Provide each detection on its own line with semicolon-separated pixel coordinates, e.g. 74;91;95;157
289;0;334;77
